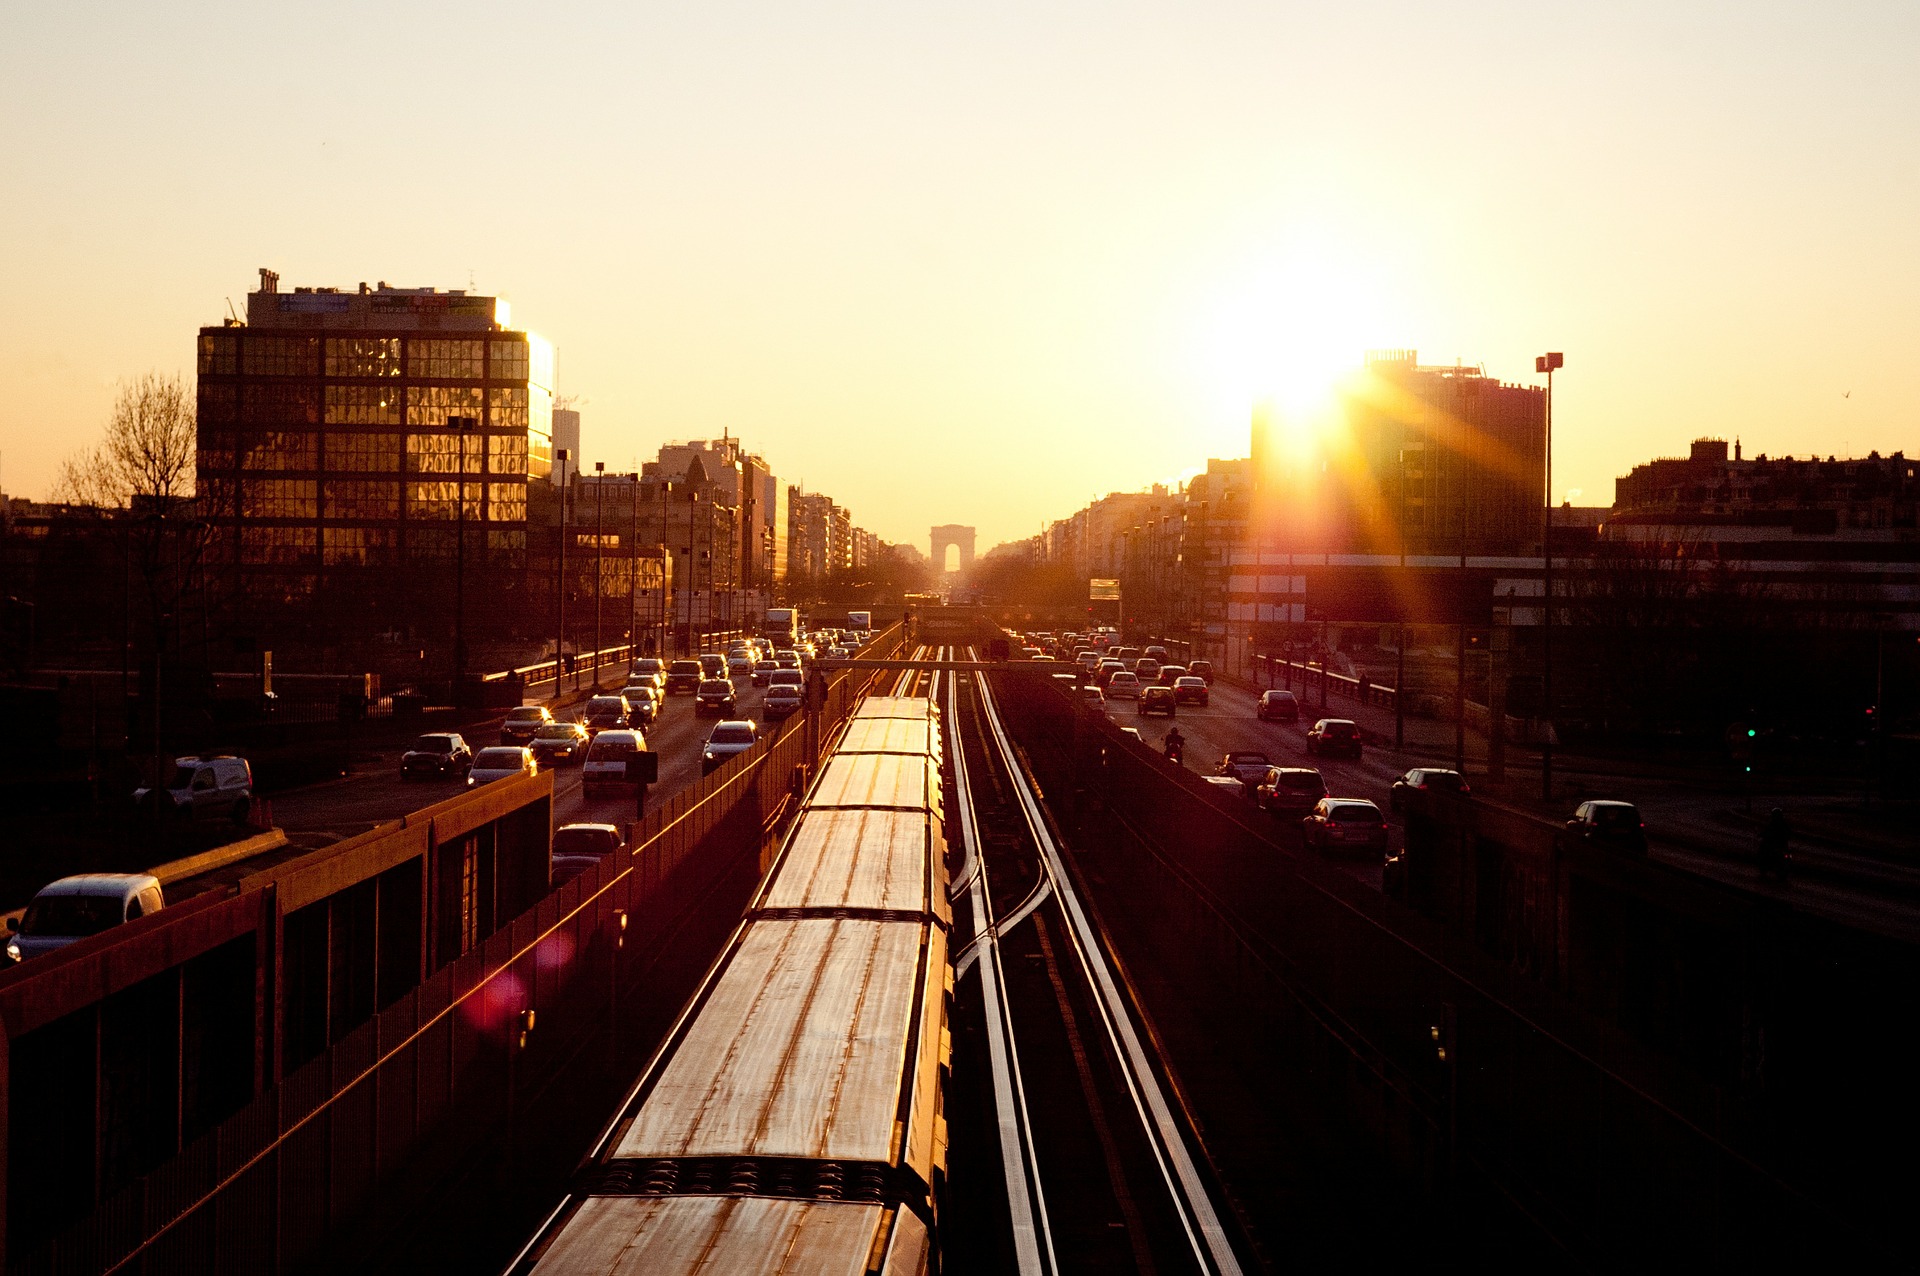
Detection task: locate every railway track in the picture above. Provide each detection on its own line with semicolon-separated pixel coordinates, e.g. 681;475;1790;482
943;645;1255;1275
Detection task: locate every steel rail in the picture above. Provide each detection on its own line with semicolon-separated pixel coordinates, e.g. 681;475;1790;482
976;671;1245;1275
947;646;1057;1276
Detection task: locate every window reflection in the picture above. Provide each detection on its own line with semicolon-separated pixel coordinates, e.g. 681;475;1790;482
325;337;402;378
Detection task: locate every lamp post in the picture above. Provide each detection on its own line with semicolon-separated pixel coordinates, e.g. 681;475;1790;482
593;461;605;687
449;414;478;706
553;447;570;702
629;473;641;655
1535;352;1564;799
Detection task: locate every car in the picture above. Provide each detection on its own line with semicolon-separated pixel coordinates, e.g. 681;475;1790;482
1203;774;1247;797
582;729;648;795
702;720;758;774
530;721;591;766
623;685;662;726
6;874;166;963
1106;671;1142;700
582;695;631;734
131;754;254;823
773;651;801;672
751;653;775;685
767;667;804;691
1564;801;1648;856
1189;659;1215;685
1306;718;1363;758
1301;798;1391;856
699;653;727;680
1134;658;1162;684
1172;676;1209;705
1145;645;1169;663
1051;672;1081;692
1079;685;1107;713
1138;685;1177;717
1158;664;1188;685
1215;751;1272;786
727;652;756;678
1255;766;1327;818
1096;659;1127;686
1389;768;1470;811
468;746;536;787
763;682;805;720
551;823;625;886
628;657;667;691
1076;651;1103;676
401;733;473;782
665;660;703;694
500;704;554;745
1256;690;1300;722
695;677;737;716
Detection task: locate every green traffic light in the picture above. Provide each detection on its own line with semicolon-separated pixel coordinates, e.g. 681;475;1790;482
1747;728;1756;738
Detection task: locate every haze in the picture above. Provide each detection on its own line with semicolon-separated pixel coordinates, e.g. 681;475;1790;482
3;0;1915;549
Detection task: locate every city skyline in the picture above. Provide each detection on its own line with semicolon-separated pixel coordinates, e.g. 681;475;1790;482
4;1;1916;551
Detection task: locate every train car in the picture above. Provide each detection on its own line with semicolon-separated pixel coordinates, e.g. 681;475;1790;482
511;694;950;1276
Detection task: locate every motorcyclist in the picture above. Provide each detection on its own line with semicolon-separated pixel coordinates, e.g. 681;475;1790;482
1163;726;1186;765
1758;808;1791;881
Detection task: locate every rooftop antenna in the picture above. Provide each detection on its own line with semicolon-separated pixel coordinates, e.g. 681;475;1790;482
224;297;240;324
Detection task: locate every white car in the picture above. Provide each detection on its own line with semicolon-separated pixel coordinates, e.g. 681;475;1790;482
1079;685;1107;712
7;874;165;963
1105;671;1141;700
582;729;648;795
132;755;253;824
468;746;537;787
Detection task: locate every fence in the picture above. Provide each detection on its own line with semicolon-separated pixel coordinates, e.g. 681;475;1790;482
992;676;1895;1268
10;627;905;1276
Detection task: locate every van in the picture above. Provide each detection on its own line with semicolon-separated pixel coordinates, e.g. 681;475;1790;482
7;874;165;963
132;755;253;824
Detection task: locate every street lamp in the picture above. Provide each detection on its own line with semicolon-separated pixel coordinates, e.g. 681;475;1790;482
554;446;570;702
1535;351;1564;799
629;472;641;655
594;460;605;687
449;414;478;705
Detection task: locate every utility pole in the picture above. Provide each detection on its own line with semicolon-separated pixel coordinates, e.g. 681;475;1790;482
593;461;605;687
629;473;641;656
1536;353;1564;800
450;414;477;706
554;447;569;702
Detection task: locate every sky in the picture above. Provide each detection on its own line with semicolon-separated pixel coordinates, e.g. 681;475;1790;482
3;1;1916;553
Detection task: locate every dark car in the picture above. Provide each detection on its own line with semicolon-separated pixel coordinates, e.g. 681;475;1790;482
695;677;737;716
1158;664;1188;686
699;653;728;680
1172;676;1209;705
701;720;758;774
551;822;624;886
762;683;804;720
1189;659;1215;685
500;704;554;745
1256;766;1327;818
665;660;703;695
1256;690;1300;722
1302;798;1391;856
530;721;590;766
1389;767;1470;811
401;733;472;781
1564;801;1648;856
582;695;631;734
1306;718;1363;758
1138;685;1178;718
1215;751;1272;786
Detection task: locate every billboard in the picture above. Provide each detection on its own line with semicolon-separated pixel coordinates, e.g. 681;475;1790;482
1089;578;1121;601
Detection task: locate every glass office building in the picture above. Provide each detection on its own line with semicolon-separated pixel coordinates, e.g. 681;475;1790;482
197;271;553;604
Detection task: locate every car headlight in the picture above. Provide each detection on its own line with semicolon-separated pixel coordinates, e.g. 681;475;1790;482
6;942;19;963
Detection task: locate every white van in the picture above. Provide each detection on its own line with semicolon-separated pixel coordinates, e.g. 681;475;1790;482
583;729;648;796
7;874;165;963
132;755;253;823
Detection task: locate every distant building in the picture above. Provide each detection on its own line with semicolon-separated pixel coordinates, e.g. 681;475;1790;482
550;408;581;485
196;269;555;606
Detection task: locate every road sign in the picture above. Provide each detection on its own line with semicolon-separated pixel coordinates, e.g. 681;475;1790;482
1089;578;1120;601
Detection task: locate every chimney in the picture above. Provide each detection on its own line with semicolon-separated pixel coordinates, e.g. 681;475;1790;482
1690;438;1729;464
1734;437;1742;461
258;267;280;294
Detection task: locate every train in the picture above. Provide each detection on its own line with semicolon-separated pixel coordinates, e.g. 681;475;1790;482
508;692;951;1274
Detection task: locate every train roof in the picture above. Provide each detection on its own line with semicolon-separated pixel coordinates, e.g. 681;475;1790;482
849;695;933;722
613;917;948;1179
760;807;951;924
835;716;940;760
528;1195;929;1275
807;752;943;817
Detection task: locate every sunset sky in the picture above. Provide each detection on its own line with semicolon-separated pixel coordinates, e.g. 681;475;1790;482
3;1;1915;553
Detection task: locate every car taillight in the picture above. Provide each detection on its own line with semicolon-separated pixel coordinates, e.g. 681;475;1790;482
1325;821;1339;830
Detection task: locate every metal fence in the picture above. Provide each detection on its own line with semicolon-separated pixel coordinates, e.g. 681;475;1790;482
12;627;905;1276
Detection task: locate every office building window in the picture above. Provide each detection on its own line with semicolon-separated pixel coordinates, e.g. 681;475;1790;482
323;527;396;566
325;337;402;378
325;385;402;425
198;383;237;424
407;480;480;521
487;482;527;522
409;526;455;560
242;336;319;377
327;432;403;472
487;433;527;475
198;332;239;376
406;339;485;380
487;385;528;429
528;336;554;391
241;479;317;519
406;384;486;427
241;526;318;564
324;480;401;520
240;432;318;472
407;431;483;474
487;529;526;565
198;432;235;474
243;384;319;425
490;339;529;383
199;476;237;515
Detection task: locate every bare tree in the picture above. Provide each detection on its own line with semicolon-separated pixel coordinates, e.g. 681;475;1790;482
57;372;198;509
